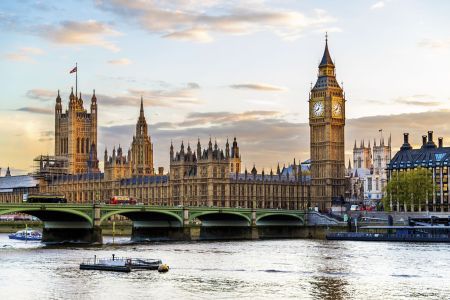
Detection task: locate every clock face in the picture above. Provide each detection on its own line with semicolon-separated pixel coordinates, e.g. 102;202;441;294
332;102;342;117
312;101;324;117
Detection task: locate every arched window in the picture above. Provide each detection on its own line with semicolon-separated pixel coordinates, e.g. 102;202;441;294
81;138;84;153
77;138;80;153
86;138;90;154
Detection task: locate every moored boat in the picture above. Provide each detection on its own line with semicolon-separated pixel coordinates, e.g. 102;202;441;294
80;254;166;272
8;228;42;241
327;225;450;243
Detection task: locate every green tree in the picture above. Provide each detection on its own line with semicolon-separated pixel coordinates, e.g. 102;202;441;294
383;167;434;211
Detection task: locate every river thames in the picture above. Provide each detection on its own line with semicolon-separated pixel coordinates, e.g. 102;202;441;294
0;234;449;300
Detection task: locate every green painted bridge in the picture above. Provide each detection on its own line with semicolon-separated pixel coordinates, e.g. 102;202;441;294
0;203;308;243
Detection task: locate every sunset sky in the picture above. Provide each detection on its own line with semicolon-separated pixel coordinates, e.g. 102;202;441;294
1;0;450;174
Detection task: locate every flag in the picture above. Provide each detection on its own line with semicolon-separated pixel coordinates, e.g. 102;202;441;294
70;66;77;73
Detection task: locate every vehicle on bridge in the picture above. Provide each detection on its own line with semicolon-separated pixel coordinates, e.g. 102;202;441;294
23;194;67;204
107;195;137;205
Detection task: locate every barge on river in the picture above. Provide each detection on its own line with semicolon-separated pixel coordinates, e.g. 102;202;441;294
327;225;450;243
80;255;162;272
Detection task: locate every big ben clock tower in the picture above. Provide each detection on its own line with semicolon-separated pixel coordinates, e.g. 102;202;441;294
309;34;346;211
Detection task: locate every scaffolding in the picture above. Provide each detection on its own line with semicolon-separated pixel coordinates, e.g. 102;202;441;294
33;155;69;179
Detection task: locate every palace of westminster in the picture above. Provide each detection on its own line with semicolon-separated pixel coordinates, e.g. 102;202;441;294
0;38;350;211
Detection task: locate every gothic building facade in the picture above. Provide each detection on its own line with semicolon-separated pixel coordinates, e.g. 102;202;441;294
104;98;154;180
54;88;99;174
348;136;391;203
309;36;346;210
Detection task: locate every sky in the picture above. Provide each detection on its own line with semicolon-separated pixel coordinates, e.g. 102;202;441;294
0;0;450;175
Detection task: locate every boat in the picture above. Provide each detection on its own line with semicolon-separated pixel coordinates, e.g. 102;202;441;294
80;256;132;272
8;228;42;241
80;254;165;272
327;225;450;243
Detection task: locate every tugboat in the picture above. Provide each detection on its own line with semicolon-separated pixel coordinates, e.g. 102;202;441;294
8;228;42;241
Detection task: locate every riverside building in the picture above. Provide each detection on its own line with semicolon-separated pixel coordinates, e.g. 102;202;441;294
387;131;450;212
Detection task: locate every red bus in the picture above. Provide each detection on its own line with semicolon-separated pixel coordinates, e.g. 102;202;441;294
107;195;136;205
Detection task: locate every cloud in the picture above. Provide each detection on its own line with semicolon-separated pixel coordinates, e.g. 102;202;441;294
367;95;445;107
229;83;286;92
100;109;450;171
97;1;337;42
108;58;132;65
26;89;56;101
98;82;202;107
371;1;385;9
16;107;53;115
418;38;450;49
392;94;444;107
38;130;54;142
36;20;121;52
4;47;44;62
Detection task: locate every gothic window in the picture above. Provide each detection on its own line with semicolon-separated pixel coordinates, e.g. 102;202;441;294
81;138;84;153
86;138;90;154
357;157;361;168
77;138;80;153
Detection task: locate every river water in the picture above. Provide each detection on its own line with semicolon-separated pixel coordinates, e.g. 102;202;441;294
0;234;449;300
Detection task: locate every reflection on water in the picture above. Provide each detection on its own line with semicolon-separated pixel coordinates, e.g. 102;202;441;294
0;235;449;299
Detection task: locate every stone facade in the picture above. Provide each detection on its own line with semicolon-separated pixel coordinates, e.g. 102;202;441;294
54;88;99;174
348;137;391;204
104;98;154;180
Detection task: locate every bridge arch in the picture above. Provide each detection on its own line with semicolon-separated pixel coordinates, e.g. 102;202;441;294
99;209;183;226
190;211;251;227
256;213;304;226
0;207;93;225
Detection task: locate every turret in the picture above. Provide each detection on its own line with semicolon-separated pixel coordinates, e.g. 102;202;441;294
91;89;97;114
251;164;257;177
55;90;62;113
170;141;174;161
197;138;201;160
225;138;230;158
232;137;239;158
104;148;108;165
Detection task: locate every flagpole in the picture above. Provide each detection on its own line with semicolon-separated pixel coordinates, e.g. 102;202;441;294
75;62;78;98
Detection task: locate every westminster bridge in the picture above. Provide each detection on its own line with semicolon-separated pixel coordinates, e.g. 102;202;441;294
0;203;341;244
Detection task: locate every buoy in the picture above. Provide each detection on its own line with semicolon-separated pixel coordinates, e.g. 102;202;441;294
158;264;169;273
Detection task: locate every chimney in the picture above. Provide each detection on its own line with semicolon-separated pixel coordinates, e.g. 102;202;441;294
428;131;433;143
401;133;412;151
422;135;427;146
438;137;443;148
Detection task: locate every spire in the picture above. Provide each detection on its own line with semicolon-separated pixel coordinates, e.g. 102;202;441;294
91;89;97;102
348;158;352;170
56;90;61;102
319;32;334;67
140;96;144;116
69;87;75;102
354;140;357;150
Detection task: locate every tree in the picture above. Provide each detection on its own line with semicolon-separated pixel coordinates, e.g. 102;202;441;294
383;167;434;211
